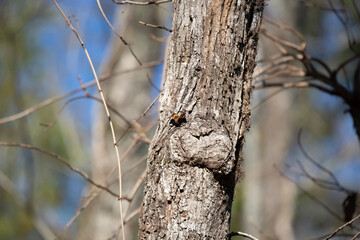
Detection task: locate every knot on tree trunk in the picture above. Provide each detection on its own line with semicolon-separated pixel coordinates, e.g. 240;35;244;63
169;118;233;174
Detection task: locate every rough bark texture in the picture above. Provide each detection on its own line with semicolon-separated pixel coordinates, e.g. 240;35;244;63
139;0;264;239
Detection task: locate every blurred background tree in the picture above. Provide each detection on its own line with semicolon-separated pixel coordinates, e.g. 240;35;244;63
0;0;359;239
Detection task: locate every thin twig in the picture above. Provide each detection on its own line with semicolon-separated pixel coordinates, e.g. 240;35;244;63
139;20;172;32
125;207;141;222
264;16;306;50
292;159;344;192
123;156;147;176
39;96;88;129
0;141;123;199
97;0;142;65
106;207;142;240
146;72;161;92
325;214;360;240
250;88;286;111
227;231;259;240
334;54;360;75
40;94;129;132
116;94;160;144
255;80;336;96
112;0;171;5
62;138;143;238
124;171;146;216
254;54;299;79
139;94;160;120
0;60;162;125
328;0;357;52
62;190;101;239
98;0;163;102
351;231;360;240
297;130;350;193
279;164;343;221
51;1;126;239
77;78;131;126
262;29;304;52
299;0;344;12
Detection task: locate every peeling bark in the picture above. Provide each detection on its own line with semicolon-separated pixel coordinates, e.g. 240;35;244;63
139;0;264;239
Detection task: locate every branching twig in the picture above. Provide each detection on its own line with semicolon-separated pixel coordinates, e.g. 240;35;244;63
325;214;360;240
51;1;126;238
259;17;354;107
264;16;306;50
107;207;142;240
123;170;146;216
279;165;342;221
0;60;162;125
297;130;350;193
116;93;160;144
62;190;101;239
250;88;286;111
39;96;89;130
96;0;142;65
0;141;125;199
112;0;171;5
62;138;144;238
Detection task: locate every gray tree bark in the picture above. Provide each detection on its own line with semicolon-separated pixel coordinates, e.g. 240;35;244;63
139;0;264;239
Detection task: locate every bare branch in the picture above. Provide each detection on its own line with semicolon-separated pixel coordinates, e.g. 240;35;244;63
139;20;172;32
116;93;160;144
96;0;142;65
0;60;162;125
325;214;360;240
264;16;306;50
279;165;343;221
39;96;90;130
0;142;124;199
227;231;260;240
62;190;101;238
299;0;344;12
106;207;142;240
262;29;304;52
352;231;360;240
328;0;358;52
255;80;336;96
310;57;332;76
112;0;171;5
297;130;350;193
51;1;128;237
258;17;354;109
250;88;286;111
334;54;360;75
123;156;147;176
62;139;144;238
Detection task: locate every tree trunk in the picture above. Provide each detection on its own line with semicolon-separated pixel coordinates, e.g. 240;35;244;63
139;0;264;239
